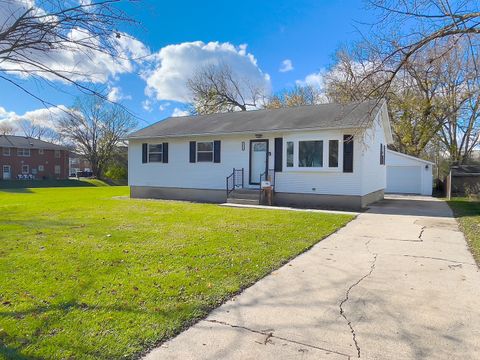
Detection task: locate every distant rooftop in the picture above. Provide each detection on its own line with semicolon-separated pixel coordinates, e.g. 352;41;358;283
0;135;67;150
129;100;384;138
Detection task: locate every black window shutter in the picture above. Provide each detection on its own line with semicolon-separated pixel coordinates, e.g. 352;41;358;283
142;143;148;163
274;138;283;172
189;141;196;163
213;140;221;163
163;142;169;163
343;135;353;173
383;145;386;165
380;143;383;164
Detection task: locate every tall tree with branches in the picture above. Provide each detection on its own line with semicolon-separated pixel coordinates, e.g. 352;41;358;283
58;95;137;178
264;85;322;109
187;63;266;114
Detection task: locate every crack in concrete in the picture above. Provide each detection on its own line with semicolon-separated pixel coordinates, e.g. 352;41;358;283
418;226;426;240
204;319;352;358
401;254;476;266
339;241;377;358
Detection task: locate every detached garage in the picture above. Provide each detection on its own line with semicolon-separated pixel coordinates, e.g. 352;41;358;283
386;149;433;195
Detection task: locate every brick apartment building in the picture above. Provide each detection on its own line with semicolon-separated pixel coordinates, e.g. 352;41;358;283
0;135;69;180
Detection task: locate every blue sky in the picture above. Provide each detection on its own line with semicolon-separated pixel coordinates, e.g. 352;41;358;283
0;0;373;129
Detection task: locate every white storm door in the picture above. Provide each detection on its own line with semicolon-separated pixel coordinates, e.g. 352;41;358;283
249;140;268;184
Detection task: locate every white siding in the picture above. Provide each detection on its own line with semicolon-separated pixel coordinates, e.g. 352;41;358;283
275;129;363;196
360;111;387;195
128;118;392;197
386;150;433;195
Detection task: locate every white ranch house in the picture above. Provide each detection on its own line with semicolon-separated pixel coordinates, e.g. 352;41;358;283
126;100;432;210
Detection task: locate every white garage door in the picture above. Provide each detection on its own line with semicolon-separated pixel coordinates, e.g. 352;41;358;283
386;166;422;194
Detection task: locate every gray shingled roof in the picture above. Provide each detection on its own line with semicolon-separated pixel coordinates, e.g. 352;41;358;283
129;100;382;138
0;135;67;150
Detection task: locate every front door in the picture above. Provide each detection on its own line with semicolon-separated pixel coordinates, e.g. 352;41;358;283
249;140;268;185
2;165;11;180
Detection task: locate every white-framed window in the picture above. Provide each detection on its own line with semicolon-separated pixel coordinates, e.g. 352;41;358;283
328;140;339;168
54;150;61;158
54;165;61;174
148;144;163;162
22;165;29;174
2;147;10;156
286;141;294;167
285;137;343;171
299;140;323;168
17;148;30;157
32;168;37;175
38;165;44;172
197;141;213;162
39;148;44;155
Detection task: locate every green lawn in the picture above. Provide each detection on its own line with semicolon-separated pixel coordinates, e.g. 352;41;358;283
448;197;480;264
0;187;353;359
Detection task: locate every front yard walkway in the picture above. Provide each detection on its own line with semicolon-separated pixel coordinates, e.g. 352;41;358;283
146;195;480;359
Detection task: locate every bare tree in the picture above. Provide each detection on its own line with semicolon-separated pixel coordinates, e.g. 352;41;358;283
365;0;480;93
18;119;55;139
187;63;266;114
0;0;137;106
58;95;137;178
264;85;322;109
0;121;15;135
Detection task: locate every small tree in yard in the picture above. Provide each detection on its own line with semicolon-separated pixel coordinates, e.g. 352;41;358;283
58;95;136;179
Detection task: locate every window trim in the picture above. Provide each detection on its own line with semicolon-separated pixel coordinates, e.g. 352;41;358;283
148;143;163;163
284;137;343;172
17;148;31;157
2;147;11;156
54;165;61;175
22;164;29;174
196;141;214;162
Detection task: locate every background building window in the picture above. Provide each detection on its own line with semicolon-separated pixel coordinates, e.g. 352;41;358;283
329;140;339;167
148;144;163;162
299;141;323;167
286;141;294;167
18;148;30;157
55;150;61;158
3;147;10;156
39;148;44;155
22;165;29;174
38;165;44;172
197;141;213;162
54;165;61;174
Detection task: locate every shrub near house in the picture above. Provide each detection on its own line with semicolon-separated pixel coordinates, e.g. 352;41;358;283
0;135;69;180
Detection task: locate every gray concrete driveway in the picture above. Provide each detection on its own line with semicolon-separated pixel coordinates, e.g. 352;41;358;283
145;195;480;359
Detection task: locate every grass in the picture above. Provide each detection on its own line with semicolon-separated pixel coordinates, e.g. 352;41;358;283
0;187;353;359
0;179;112;189
448;197;480;264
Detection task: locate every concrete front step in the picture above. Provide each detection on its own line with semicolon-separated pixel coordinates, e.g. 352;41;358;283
226;198;260;205
228;192;259;200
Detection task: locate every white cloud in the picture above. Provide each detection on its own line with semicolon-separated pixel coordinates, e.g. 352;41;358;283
295;70;326;88
158;102;171;111
0;1;150;83
142;99;153;112
0;105;68;134
279;59;293;73
143;41;271;103
107;86;131;102
171;108;190;117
